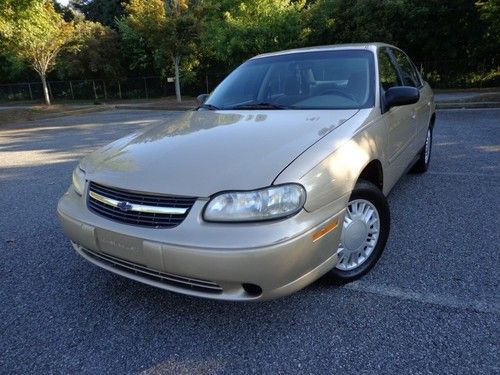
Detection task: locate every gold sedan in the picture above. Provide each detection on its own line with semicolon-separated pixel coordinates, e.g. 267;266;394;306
58;43;435;300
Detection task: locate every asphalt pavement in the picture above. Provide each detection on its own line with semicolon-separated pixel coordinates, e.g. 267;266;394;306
1;108;499;374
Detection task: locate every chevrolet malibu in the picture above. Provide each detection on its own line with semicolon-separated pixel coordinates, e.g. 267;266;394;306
58;43;435;300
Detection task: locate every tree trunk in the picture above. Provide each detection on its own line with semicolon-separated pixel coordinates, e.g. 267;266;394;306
173;55;181;103
39;72;51;105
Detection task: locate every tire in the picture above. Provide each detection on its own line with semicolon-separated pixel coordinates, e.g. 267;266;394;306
329;180;390;283
411;126;433;173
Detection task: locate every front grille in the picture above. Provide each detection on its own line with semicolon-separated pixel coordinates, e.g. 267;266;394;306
87;181;196;228
80;247;223;294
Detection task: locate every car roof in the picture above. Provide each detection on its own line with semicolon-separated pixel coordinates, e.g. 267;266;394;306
251;43;397;60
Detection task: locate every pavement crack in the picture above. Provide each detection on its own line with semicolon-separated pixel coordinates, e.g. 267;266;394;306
343;282;500;314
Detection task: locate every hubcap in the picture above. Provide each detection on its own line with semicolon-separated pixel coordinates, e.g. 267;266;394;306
424;129;431;164
336;199;380;271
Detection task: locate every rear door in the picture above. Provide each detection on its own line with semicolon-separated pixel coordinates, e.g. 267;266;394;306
391;48;430;155
378;48;416;176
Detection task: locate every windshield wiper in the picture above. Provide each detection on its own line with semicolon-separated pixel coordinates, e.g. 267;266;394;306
229;102;289;110
198;103;220;110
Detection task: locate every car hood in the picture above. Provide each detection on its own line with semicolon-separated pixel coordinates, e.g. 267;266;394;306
82;110;358;197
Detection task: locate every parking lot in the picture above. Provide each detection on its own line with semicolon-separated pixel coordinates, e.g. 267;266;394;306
1;108;499;374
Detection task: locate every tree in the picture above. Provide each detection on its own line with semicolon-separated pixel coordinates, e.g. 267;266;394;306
116;18;158;76
0;0;74;105
205;0;305;69
0;51;33;82
476;0;500;60
69;0;126;29
122;0;202;102
300;0;491;87
57;20;122;80
302;0;405;47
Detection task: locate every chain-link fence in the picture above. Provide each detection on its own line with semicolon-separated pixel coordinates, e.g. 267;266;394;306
0;74;228;103
0;61;497;103
0;77;176;102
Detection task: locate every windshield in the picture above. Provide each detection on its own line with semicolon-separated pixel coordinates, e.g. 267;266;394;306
204;50;375;110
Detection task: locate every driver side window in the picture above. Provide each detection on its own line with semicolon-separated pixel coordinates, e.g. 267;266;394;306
378;50;401;91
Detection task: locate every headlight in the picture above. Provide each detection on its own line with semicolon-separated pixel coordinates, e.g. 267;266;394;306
72;166;86;196
204;184;306;222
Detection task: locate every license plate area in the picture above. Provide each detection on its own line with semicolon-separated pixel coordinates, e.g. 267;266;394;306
95;229;143;261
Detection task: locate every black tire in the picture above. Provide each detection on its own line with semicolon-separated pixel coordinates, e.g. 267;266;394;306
329;180;390;283
411;126;433;173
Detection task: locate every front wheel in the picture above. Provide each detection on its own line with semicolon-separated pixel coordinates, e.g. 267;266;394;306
329;180;390;283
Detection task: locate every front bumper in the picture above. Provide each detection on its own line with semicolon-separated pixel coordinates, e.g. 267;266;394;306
58;188;346;301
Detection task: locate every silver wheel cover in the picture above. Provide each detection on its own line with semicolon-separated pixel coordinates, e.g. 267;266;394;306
336;199;380;271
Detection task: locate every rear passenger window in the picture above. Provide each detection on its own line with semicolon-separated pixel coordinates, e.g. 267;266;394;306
393;49;421;88
378;50;401;91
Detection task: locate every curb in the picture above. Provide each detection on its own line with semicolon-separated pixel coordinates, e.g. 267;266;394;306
114;105;196;111
436;102;500;109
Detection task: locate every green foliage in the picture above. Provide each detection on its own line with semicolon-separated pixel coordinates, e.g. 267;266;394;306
0;0;74;75
122;0;201;63
121;0;204;101
0;0;498;90
0;52;32;81
70;0;126;28
302;0;480;61
116;18;158;75
0;0;74;103
301;0;497;87
206;0;305;68
57;20;122;79
302;0;399;45
476;0;500;60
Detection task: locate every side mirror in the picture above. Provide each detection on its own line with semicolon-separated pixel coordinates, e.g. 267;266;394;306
197;93;210;105
384;86;419;111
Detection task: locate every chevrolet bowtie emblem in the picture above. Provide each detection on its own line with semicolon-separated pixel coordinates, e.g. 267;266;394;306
116;201;133;211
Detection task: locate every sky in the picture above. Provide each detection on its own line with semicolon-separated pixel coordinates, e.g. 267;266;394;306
56;0;70;5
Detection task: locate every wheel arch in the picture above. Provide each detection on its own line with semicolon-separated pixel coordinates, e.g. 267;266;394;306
430;112;436;129
357;159;384;191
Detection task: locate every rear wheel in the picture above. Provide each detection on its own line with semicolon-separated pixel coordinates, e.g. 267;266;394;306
329;180;390;283
412;126;433;173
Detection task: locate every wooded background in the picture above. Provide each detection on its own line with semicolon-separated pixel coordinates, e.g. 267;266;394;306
1;0;499;103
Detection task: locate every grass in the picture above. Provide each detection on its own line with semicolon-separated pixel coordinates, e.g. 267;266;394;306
0;104;112;126
0;96;199;126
